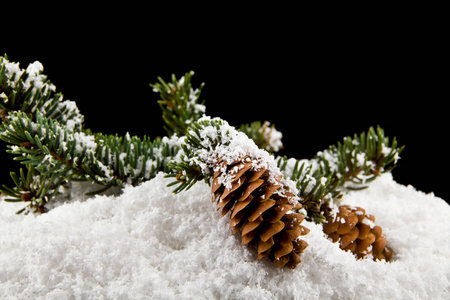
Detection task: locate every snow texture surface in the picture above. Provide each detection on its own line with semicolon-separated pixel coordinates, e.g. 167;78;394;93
0;173;449;299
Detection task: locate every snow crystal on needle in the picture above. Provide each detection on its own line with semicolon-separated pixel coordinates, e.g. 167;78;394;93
24;61;56;94
1;58;85;132
3;60;55;96
261;121;283;152
72;131;97;155
57;100;84;131
3;60;24;88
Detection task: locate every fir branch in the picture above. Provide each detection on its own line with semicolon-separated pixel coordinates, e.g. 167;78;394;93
150;71;205;137
0;165;61;214
277;156;342;223
276;126;404;223
164;117;230;193
239;120;283;153
312;125;404;190
1;110;181;212
93;132;181;186
165;116;296;202
165;161;204;194
0;54;84;131
0;55;406;221
0;110;103;208
0;55;183;214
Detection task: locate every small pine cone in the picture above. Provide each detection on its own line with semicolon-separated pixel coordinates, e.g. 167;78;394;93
323;205;393;262
211;156;310;269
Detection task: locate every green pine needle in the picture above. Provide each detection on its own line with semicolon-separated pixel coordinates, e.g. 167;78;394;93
151;71;205;137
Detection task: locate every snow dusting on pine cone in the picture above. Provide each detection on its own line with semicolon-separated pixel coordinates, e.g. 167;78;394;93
211;155;309;268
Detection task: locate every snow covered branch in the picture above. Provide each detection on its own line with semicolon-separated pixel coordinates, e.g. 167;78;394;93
1;103;180;214
0;54;84;131
276;126;404;223
312;125;404;190
0;54;404;220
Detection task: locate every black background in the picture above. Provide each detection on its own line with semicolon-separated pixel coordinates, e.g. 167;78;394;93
2;15;448;204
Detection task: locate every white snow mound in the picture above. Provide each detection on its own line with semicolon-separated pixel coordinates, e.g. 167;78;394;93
0;172;449;299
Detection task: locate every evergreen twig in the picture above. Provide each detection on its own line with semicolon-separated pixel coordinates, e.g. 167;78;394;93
0;110;180;196
276;126;404;223
239;120;283;153
1;165;55;214
313;125;404;190
1;54;183;213
277;156;342;223
165;117;229;193
0;54;84;130
150;71;205;137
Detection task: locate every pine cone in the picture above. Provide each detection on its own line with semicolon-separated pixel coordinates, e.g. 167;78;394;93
322;205;393;262
211;156;310;269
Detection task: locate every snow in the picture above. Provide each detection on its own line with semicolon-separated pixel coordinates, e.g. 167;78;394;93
3;60;55;97
24;61;56;94
3;60;23;88
261;121;283;152
58;100;84;132
0;172;449;299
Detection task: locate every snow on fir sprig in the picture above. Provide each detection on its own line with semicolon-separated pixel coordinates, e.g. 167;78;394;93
1;54;404;266
0;54;180;213
276;126;404;223
165;116;294;194
0;55;83;131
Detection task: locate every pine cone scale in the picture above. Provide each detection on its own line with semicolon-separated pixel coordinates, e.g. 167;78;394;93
221;175;246;199
230;212;247;233
356;222;371;240
355;232;376;254
372;225;383;239
294;239;309;252
242;229;258;245
283;213;306;227
236;179;264;201
336;212;358;235
323;220;339;234
241;216;263;235
274;242;294;259
373;237;387;255
259;184;282;201
229;161;253;179
340;226;359;248
264;204;294;223
274;229;302;244
275;255;290;268
216;192;234;210
246;167;267;182
287;252;301;268
259;220;285;242
258;237;275;257
230;196;253;218
247;200;276;222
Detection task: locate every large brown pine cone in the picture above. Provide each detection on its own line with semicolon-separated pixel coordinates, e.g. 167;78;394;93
211;156;310;269
323;205;393;262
